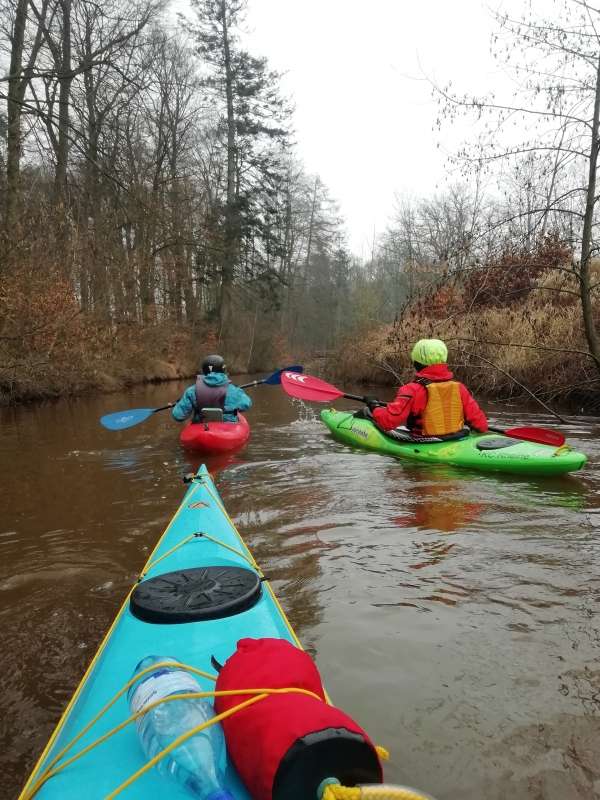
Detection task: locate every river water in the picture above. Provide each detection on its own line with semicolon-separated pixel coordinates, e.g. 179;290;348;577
2;379;600;799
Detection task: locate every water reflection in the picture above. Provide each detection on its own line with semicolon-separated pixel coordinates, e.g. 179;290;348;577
390;469;485;534
182;448;245;477
218;455;336;646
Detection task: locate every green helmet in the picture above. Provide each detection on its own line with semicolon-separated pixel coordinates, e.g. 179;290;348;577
410;338;448;366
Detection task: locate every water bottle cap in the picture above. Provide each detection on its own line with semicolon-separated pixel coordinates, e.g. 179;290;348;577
206;791;235;800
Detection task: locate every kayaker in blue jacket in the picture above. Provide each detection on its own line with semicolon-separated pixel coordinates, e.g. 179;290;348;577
171;355;252;424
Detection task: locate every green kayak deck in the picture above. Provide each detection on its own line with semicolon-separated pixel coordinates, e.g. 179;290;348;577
320;409;587;477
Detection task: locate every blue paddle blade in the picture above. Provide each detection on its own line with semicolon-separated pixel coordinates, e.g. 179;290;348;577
264;365;303;385
100;407;155;430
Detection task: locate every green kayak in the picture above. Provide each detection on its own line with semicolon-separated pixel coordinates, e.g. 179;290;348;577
320;409;587;477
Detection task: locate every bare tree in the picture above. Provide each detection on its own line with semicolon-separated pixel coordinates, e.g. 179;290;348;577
434;0;600;368
2;0;49;234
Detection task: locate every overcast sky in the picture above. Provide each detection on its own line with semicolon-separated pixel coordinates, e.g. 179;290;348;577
176;0;517;256
244;0;518;256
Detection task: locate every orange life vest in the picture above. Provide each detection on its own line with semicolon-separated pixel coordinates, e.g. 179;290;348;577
420;380;464;436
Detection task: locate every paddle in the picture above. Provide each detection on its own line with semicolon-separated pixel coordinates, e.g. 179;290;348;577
280;372;566;447
100;404;175;431
239;365;303;390
280;370;378;404
100;365;304;431
488;425;565;447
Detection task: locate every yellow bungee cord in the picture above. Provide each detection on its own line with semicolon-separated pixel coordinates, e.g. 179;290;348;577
23;653;437;800
321;781;436;800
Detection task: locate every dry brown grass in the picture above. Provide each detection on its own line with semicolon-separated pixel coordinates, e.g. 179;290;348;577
330;268;599;409
0;271;288;405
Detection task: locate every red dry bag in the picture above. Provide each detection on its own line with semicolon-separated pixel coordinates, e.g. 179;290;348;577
214;638;382;800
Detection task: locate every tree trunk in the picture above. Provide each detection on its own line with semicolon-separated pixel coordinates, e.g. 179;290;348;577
170;139;184;323
54;0;72;205
81;21;99;313
580;51;600;370
281;186;293;330
5;0;28;236
305;176;318;271
219;0;236;332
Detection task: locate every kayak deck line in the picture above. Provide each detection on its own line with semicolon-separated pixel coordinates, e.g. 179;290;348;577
23;662;219;799
135;529;260;583
194;471;303;650
105;681;384;800
19;466;304;799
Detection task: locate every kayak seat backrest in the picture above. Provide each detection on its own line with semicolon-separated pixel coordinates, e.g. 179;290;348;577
201;407;224;423
382;427;418;442
381;426;470;444
130;566;262;623
384;429;443;443
476;437;519;451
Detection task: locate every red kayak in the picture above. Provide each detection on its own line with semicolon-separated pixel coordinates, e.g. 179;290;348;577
179;413;250;453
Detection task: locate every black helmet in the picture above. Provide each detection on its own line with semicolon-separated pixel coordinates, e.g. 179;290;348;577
201;354;226;374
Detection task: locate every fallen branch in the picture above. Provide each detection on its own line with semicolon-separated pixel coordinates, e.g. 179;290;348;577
504;376;600;401
447;337;593;360
376;357;404;382
459;347;568;423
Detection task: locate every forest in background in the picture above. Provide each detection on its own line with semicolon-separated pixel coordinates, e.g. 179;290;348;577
1;0;600;410
0;0;354;402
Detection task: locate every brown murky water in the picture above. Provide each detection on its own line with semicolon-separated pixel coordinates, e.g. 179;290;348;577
2;379;600;799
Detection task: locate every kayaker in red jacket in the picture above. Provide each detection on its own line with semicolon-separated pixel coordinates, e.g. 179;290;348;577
369;338;488;438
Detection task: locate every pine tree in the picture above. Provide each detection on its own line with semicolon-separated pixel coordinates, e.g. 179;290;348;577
190;0;290;330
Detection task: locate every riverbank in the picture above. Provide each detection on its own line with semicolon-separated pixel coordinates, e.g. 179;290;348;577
0;273;288;406
325;268;600;415
0;316;200;406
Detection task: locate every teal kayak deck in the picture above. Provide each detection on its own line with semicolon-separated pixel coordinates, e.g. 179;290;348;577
320;409;587;477
21;466;299;800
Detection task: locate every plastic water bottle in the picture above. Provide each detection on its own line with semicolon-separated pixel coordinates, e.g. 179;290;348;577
127;656;234;800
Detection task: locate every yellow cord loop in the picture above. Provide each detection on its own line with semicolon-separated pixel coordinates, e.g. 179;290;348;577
323;788;361;800
553;443;571;456
138;533;197;577
323;787;434;800
138;528;259;582
106;685;321;799
194;530;262;572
